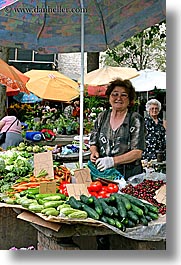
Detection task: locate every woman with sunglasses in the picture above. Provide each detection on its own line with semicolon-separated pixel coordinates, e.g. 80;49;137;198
89;78;145;181
142;98;166;161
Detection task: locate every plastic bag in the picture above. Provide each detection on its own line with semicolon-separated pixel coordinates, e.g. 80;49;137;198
87;160;124;181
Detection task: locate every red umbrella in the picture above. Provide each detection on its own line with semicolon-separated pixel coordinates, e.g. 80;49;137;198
86;85;107;97
0;59;30;93
6;86;20;97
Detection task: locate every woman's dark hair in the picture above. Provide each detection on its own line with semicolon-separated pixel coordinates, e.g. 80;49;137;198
7;107;18;117
106;78;136;106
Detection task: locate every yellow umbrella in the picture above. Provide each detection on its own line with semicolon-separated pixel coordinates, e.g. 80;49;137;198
81;66;139;86
25;70;80;102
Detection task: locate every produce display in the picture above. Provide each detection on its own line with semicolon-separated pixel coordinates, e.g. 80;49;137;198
0;148;166;235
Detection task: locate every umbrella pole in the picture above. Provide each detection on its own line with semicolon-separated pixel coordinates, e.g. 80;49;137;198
79;0;85;169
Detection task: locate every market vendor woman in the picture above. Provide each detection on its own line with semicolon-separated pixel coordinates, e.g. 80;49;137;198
89;78;145;180
0;108;23;150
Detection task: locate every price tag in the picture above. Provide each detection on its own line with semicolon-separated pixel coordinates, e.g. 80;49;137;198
74;168;92;187
34;152;54;179
66;184;89;200
39;181;56;194
154;184;166;205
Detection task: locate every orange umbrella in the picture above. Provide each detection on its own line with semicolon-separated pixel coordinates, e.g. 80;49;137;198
0;59;30;93
25;70;79;102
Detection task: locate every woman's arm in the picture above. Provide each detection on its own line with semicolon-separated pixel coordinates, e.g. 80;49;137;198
113;149;143;165
0;120;5;131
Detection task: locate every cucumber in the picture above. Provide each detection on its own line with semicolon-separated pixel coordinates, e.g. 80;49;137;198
81;203;100;220
144;203;158;213
127;210;139;223
119;195;132;210
121;217;129;225
109;206;119;217
122;193;145;209
139;216;148;226
130;203;144;216
93;196;103;216
145;215;152;222
80;194;94;205
147;211;159;220
105;216;116;226
68;196;83;210
99;199;114;217
115;196;127;218
126;219;136;228
114;218;125;231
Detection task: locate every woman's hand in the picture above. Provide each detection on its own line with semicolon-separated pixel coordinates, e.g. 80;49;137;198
96;157;114;171
90;151;99;163
90;145;100;163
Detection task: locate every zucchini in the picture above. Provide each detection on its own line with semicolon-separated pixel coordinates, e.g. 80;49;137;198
41;207;57;214
43;200;65;209
60;207;79;216
57;204;71;211
26;187;39;195
93;196;103;216
81;203;100;220
130;203;144;216
35;193;66;200
28;204;44;213
43;195;64;201
21;199;38;208
68;196;83;210
127;210;139;224
44;209;59;216
99;199;114;217
80;194;94;205
68;210;88;219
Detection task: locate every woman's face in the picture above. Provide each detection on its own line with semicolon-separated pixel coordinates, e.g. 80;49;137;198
149;104;159;118
109;86;129;111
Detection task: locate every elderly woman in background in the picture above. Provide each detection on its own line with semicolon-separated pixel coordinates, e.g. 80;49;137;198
0;108;23;150
142;98;166;161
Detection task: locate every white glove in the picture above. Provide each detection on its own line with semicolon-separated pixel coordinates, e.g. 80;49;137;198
96;157;114;171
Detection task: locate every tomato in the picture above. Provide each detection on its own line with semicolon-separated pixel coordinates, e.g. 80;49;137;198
88;191;98;197
89;181;103;192
107;183;119;193
98;190;110;198
59;187;68;196
101;186;109;192
60;181;69;189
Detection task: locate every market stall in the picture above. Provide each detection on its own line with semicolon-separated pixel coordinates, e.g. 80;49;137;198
0;148;166;250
